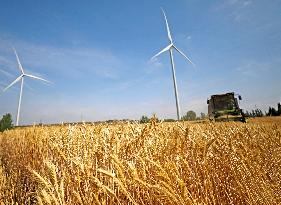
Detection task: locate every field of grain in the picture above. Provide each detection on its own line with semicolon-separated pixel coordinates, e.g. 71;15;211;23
0;117;281;204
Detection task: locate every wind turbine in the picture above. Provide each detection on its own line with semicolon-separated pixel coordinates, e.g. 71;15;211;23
151;8;194;120
3;48;50;126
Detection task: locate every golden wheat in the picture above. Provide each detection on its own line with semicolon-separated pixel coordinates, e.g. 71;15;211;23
0;117;281;204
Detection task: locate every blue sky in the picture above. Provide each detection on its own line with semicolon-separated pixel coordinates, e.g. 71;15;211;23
0;0;280;124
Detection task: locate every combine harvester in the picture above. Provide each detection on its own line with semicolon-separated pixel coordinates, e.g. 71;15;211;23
207;92;246;122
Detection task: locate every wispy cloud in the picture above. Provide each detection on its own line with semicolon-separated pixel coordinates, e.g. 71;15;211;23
0;57;16;89
242;1;252;7
181;97;208;116
215;0;253;22
0;35;137;124
0;36;124;81
219;0;253;8
23;46;121;80
235;59;278;78
0;68;14;78
146;57;164;74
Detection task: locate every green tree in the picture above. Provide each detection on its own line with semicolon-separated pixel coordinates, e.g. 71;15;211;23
182;110;196;121
200;112;206;120
0;113;13;132
140;115;149;124
267;107;278;116
254;108;264;117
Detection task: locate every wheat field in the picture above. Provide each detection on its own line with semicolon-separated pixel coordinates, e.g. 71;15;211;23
0;117;281;204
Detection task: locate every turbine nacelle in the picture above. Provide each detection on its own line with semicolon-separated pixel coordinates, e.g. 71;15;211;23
151;43;195;66
3;72;50;92
3;48;51;93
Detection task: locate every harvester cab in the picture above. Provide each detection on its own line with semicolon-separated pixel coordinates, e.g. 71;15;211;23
207;92;246;122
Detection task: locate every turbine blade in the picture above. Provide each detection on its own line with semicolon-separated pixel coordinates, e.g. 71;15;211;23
161;8;173;43
13;48;24;74
25;74;51;83
3;75;23;92
151;44;172;60
173;45;195;66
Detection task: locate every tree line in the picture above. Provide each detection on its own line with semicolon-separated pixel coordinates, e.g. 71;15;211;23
245;103;281;117
139;111;206;123
140;102;281;122
1;102;280;127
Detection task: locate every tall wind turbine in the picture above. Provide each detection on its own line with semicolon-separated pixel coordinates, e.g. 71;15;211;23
151;8;194;120
3;48;50;126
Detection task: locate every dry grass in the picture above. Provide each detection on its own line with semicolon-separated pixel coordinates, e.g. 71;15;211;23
0;117;281;204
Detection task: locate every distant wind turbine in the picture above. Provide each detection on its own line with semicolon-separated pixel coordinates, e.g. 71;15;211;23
3;48;50;126
151;8;195;120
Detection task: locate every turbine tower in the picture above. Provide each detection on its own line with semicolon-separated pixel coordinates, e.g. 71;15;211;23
3;48;50;126
151;8;194;120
